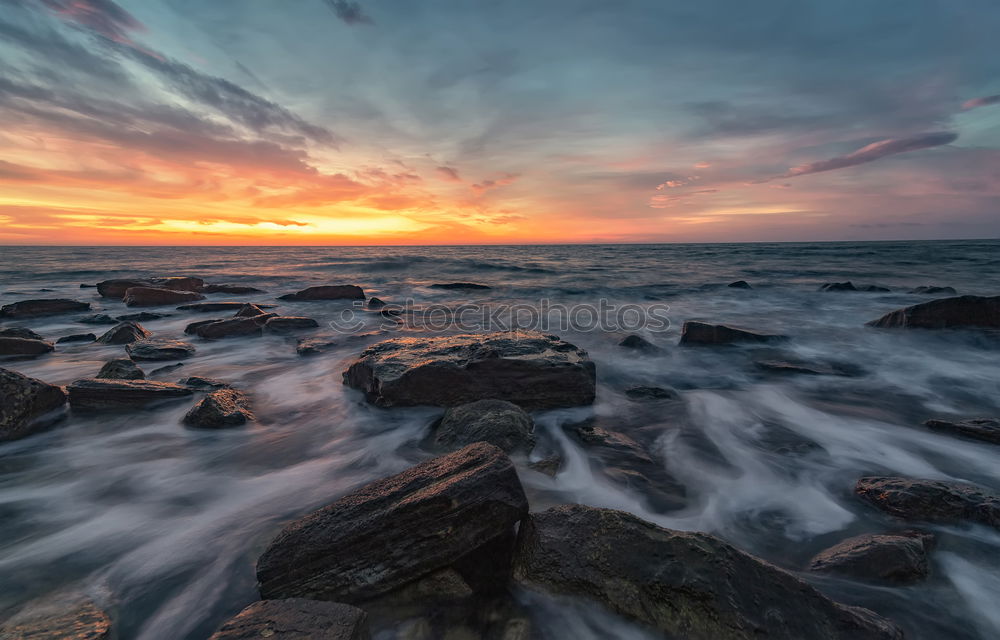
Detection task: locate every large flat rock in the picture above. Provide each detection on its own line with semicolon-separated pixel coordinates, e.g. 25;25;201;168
67;378;193;411
856;476;1000;529
98;277;203;298
808;531;934;584
867;295;1000;329
0;596;112;640
0;337;54;358
123;287;205;307
0;298;90;318
208;599;369;640
279;285;365;301
343;330;596;409
680;321;787;345
0;367;66;441
925;417;1000;444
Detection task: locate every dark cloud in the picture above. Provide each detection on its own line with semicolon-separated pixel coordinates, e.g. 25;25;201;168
775;131;959;180
323;0;373;25
962;95;1000;111
436;166;462;181
38;0;143;44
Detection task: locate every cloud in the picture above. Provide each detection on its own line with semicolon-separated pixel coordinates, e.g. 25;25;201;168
38;0;144;45
323;0;373;25
471;172;518;194
774;131;958;180
436;166;462;181
962;95;1000;111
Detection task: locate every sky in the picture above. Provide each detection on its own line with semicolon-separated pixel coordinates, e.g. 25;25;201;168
0;0;998;245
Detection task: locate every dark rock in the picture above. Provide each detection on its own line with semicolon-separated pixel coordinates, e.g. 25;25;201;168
256;442;528;603
200;284;265;294
67;378;193;411
925;417;1000;444
343;331;596;410
680;321;787;346
98;277;204;298
867;295;1000;329
0;327;44;340
296;338;337;356
207;599;369;640
858;285;891;292
856;476;1000;529
183;388;253;428
178;302;275;313
80;283;95;288
279;285;365;301
266;316;320;332
528;456;563;477
808;531;934;584
0;337;54;358
77;313;118;325
97;358;145;380
754;360;862;377
57;333;96;344
149;363;184;377
0;596;112;640
124;287;205;307
234;303;269;318
0;368;67;441
728;280;753;289
126;338;196;361
430;283;492;290
431;399;535;454
180;376;231;390
513;504;903;640
0;298;90;318
96;321;151;345
625;385;679;401
117;312;170;322
909;286;957;295
820;282;858;292
97;278;149;298
188;317;264;339
618;334;662;352
367;297;386;309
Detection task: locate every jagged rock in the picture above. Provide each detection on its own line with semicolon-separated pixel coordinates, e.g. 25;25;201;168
513;504;903;640
856;476;1000;529
0;327;44;340
820;282;858;292
200;284;265;294
177;302;275;313
207;599;369;640
296;338;337;356
618;334;661;352
0;596;112;640
728;280;753;289
126;338;196;361
343;330;596;409
98;276;203;298
234;303;269;318
117;312;170;322
431;399;535;454
0;298;90;318
680;321;787;346
0;368;67;441
909;286;957;295
625;385;679;401
925;417;1000;444
97;358;145;380
867;295;1000;329
265;316;319;332
188;317;264;339
67;378;193;411
279;285;365;301
77;313;118;325
123;287;205;307
430;283;492;290
56;333;96;344
0;337;54;358
179;376;231;390
367;297;386;309
256;443;528;604
96;321;151;345
183;388;253;428
808;531;934;584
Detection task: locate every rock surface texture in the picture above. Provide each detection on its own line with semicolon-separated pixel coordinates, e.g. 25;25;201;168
0;367;66;441
208;599;369;640
123;287;205;307
867;295;1000;329
431;399;535;454
856;476;1000;529
808;531;934;584
925;417;1000;444
67;378;193;411
183;388;253;428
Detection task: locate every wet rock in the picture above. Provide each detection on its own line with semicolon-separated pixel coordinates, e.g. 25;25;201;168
188;317;264;339
925;417;1000;444
266;316;320;333
808;531;934;584
728;280;753;289
297;338;337;356
430;283;492;290
183;388;253;428
97;278;150;298
754;359;862;377
180;376;231;390
679;321;787;346
207;599;369;640
625;385;679;401
80;283;95;288
856;476;1000;529
117;312;170;322
859;285;891;292
513;504;903;640
820;282;858;292
97;358;145;380
0;596;112;640
279;285;365;301
199;284;265;294
0;368;67;441
367;297;386;309
0;337;54;358
618;334;662;352
123;287;205;307
77;313;118;325
178;301;275;313
126;338;196;361
67;378;193;411
256;442;528;604
56;333;96;344
234;303;269;318
867;295;1000;329
431;399;536;454
0;298;90;318
98;277;204;298
909;286;957;295
149;363;184;377
343;330;596;410
96;321;151;345
0;327;44;340
528;455;563;477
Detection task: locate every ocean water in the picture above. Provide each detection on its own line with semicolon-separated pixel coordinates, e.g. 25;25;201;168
1;241;999;639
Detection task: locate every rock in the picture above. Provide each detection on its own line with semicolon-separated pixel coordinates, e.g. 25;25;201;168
618;334;661;352
856;476;1000;529
123;287;205;307
925;417;1000;444
0;337;54;358
200;284;265;294
0;298;90;318
728;280;753;289
56;333;96;344
431;399;535;454
0;327;44;340
513;504;903;640
153;276;205;291
0;596;112;640
256;443;528;603
265;316;320;332
624;385;679;401
207;599;369;640
0;368;67;441
528;456;563;477
858;285;891;292
679;321;787;346
96;321;151;345
820;282;858;292
188;317;264;339
98;277;204;298
180;376;231;390
754;360;862;377
97;278;150;298
430;283;492;290
183;388;253;428
909;286;957;295
808;531;934;584
296;338;337;356
77;313;118;325
343;331;596;409
117;312;170;322
97;358;145;380
177;302;275;313
126;338;196;361
67;378;193;411
80;283;95;288
149;363;184;377
867;295;1000;329
279;285;365;301
367;297;386;309
234;303;269;318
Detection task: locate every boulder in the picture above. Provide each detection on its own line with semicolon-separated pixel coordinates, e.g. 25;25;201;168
183;388;253;428
866;295;1000;329
819;282;858;292
909;286;957;295
67;378;193;411
177;302;275;313
200;284;265;294
77;313;118;325
124;287;205;307
856;476;1000;529
680;321;787;346
343;331;596;409
97;358;145;380
0;327;44;340
279;285;365;301
117;312;170;322
0;337;54;358
265;316;320;332
98;277;203;298
180;376;231;390
618;334;662;352
126;338;196;361
728;280;752;289
625;385;679;401
97;278;150;298
431;399;535;454
153;276;205;292
56;333;96;344
513;504;903;640
256;443;528;603
296;338;337;356
925;417;1000;444
0;298;90;318
96;321;151;345
0;368;67;441
0;596;112;640
208;599;369;640
234;303;269;318
808;531;934;584
367;297;387;309
430;283;492;290
188;317;265;339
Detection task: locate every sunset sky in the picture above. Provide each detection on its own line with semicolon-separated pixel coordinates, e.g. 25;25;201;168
1;0;999;244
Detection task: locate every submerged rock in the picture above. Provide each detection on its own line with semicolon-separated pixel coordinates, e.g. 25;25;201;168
513;504;903;640
430;283;492;290
296;338;337;356
233;303;269;318
256;442;528;604
728;280;753;289
265;316;320;332
754;359;862;377
188;317;264;339
618;334;662;352
149;363;184;377
867;295;1000;329
179;376;231;390
624;385;679;401
199;283;265;294
96;321;151;345
909;286;957;295
367;297;386;309
0;337;54;358
343;330;596;409
820;282;858;292
117;312;170;322
0;298;90;318
431;399;535;454
177;301;275;313
856;476;1000;529
925;417;1000;444
77;313;118;325
680;321;787;346
98;276;203;298
0;368;67;441
56;333;96;344
859;285;891;292
808;531;934;584
124;287;205;307
126;338;196;361
0;596;112;640
208;599;369;640
97;358;145;380
279;285;365;301
67;378;193;411
183;388;253;428
0;327;44;340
